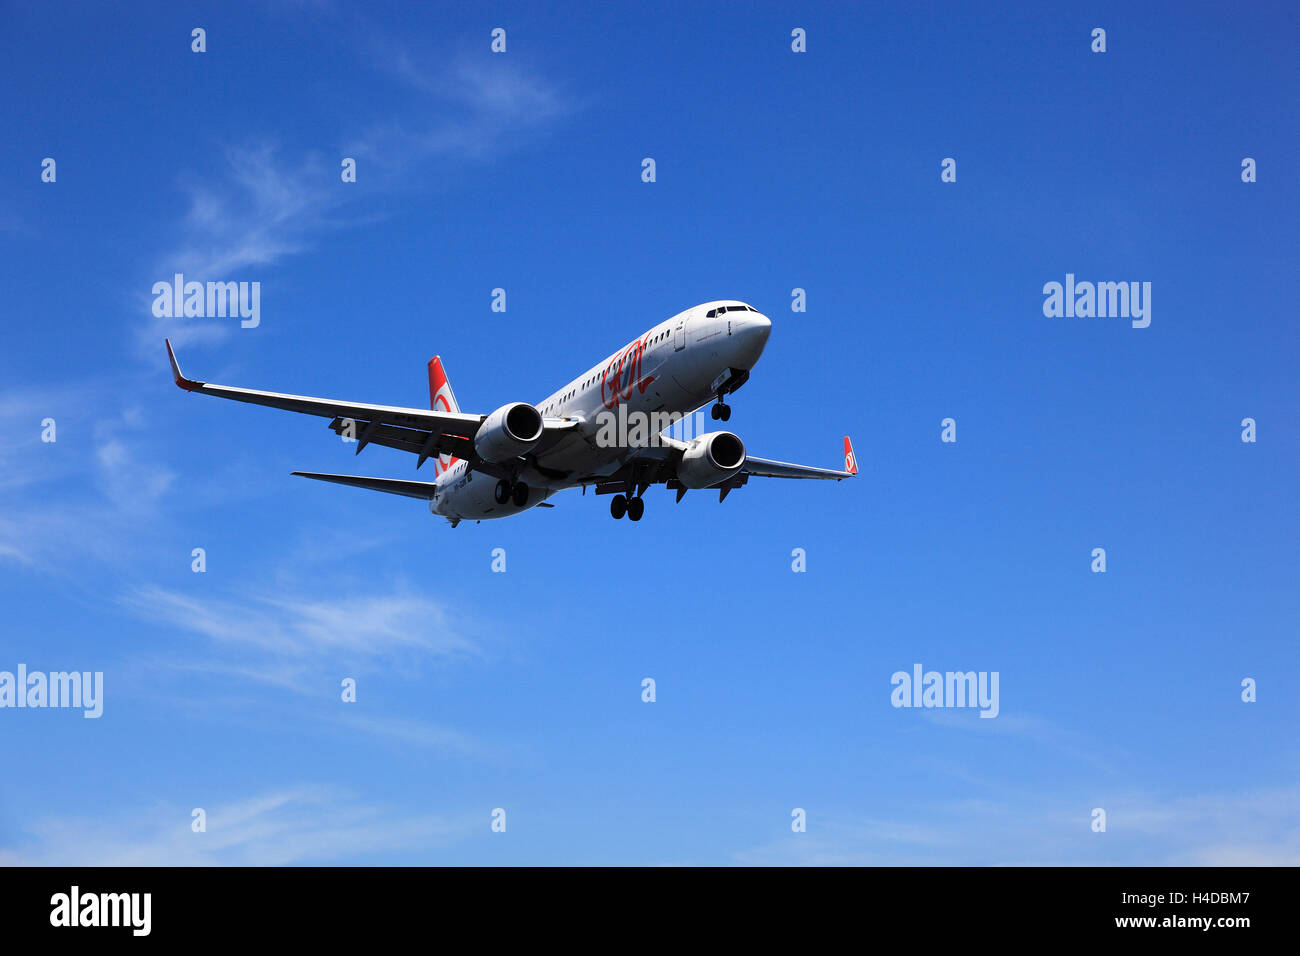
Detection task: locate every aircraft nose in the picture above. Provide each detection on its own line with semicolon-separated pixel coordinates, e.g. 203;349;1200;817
734;312;771;366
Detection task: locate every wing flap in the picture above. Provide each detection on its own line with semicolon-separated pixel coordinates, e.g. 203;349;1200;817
326;418;475;459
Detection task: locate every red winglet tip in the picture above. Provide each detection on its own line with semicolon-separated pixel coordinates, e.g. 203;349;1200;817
165;338;198;391
843;436;858;475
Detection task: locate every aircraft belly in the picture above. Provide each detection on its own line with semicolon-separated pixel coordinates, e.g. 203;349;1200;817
441;471;556;521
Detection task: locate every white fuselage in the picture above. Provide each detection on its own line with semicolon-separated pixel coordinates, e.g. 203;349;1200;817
430;300;771;520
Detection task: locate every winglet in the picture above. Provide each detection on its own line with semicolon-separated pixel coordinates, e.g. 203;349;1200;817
165;338;202;391
843;436;858;475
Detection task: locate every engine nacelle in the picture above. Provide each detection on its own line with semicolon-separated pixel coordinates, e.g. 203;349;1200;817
677;431;746;489
474;402;544;462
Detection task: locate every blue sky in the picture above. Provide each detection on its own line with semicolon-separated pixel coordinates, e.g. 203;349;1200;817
1;1;1296;864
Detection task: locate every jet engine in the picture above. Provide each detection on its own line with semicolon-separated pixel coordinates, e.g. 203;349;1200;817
473;402;544;462
676;431;746;489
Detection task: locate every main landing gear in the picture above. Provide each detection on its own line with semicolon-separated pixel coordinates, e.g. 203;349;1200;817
610;493;644;521
495;478;529;507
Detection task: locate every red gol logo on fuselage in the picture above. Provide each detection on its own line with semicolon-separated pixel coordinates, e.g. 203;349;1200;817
601;336;656;409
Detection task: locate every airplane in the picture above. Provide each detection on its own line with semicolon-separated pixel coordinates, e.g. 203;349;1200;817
165;300;856;526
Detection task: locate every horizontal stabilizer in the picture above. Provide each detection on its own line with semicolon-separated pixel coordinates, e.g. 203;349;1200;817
291;472;441;500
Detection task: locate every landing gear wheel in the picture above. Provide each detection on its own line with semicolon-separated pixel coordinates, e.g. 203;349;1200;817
511;481;529;507
626;496;645;521
710;404;721;420
610;494;627;519
718;404;731;422
494;479;511;504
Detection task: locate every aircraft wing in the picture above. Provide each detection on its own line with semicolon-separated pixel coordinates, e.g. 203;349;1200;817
166;339;577;470
741;436;857;481
594;435;857;502
653;434;857;481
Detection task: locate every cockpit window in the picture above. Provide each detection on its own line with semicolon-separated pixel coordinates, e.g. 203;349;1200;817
727;305;749;312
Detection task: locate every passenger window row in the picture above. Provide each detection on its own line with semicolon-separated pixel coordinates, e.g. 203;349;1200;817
546;323;685;412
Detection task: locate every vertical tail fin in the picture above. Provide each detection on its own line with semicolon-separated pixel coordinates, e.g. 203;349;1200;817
427;356;460;414
427;356;461;474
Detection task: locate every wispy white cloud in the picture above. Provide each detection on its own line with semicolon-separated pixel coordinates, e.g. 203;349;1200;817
172;145;335;278
111;572;495;759
1;375;491;756
0;384;176;570
1112;785;1300;865
128;657;493;760
0;786;475;866
330;712;482;756
353;51;573;166
730;783;1300;866
134;145;342;354
920;708;1118;773
91;405;177;511
123;583;479;684
139;49;573;356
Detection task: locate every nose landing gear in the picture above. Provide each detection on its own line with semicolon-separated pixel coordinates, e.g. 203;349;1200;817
707;369;748;424
708;368;748;422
